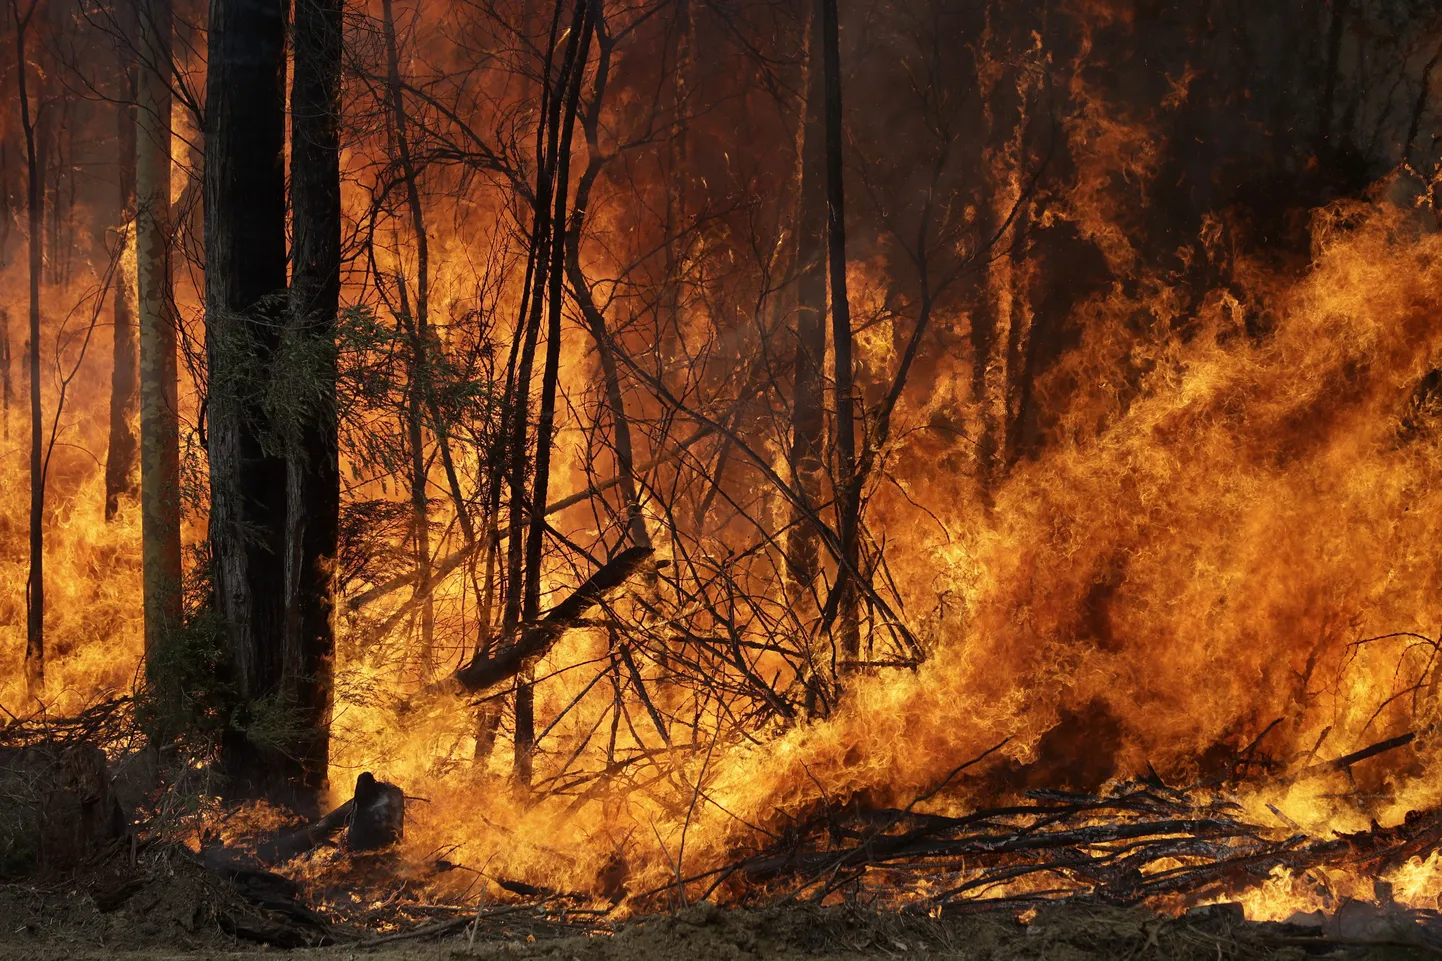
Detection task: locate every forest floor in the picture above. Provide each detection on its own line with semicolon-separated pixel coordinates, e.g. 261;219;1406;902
0;882;1431;961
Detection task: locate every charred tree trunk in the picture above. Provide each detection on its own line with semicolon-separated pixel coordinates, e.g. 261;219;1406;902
819;0;860;664
136;0;184;680
1001;201;1037;474
379;0;436;678
205;0;294;807
284;0;343;806
786;0;827;607
500;0;591;786
973;41;1043;493
517;0;594;786
16;2;46;697
106;67;140;522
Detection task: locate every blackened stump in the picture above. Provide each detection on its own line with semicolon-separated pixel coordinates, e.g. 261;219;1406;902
347;772;404;851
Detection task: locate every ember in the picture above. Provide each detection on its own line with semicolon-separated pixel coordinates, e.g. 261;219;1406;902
1;0;1442;954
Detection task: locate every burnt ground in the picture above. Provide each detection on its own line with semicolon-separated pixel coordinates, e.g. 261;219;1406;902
0;875;1435;961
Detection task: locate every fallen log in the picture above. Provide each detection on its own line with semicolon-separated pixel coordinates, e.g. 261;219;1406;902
454;547;654;692
255;798;354;866
252;771;405;865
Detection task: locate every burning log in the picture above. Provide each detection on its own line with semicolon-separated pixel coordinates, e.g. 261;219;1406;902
255;797;354;865
252;771;404;865
454;546;654;692
1295;730;1421;780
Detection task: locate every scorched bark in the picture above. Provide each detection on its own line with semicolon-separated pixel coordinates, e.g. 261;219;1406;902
285;0;344;807
205;0;294;806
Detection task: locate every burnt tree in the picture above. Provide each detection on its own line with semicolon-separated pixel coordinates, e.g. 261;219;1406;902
205;0;294;806
284;0;343;806
14;0;47;696
136;0;184;670
105;60;139;522
819;0;860;664
786;0;827;609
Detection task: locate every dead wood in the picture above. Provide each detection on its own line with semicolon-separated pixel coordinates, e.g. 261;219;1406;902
0;742;127;877
349;771;405;850
726;775;1442;915
255;797;354;865
1296;730;1419;779
454;546;653;692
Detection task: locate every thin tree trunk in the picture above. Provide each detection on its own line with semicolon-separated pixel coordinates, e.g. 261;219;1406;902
1001;200;1037;473
205;0;293;806
285;0;343;808
786;0;827;607
1;305;9;440
819;0;859;664
106;65;140;522
378;0;436;680
45;106;62;286
563;27;645;553
1403;39;1442;165
136;0;184;683
15;0;47;697
401;293;435;676
659;0;692;368
517;0;594;786
502;0;581;786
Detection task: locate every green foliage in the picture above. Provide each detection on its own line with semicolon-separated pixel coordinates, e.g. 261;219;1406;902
333;301;507;498
135;600;231;755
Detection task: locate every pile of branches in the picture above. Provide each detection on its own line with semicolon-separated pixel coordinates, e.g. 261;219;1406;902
0;695;136;751
722;772;1442;915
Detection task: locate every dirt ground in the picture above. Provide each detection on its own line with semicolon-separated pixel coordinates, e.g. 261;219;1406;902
0;891;1433;961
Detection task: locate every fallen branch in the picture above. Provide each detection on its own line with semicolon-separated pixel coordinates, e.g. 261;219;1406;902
1297;730;1419;779
255;799;354;866
454;547;654;692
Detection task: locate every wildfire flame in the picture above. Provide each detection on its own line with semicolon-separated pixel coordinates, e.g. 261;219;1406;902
4;0;1442;927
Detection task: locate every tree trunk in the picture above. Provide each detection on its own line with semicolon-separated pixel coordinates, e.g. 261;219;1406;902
284;0;343;808
517;0;594;786
15;4;47;697
136;0;185;683
819;0;859;664
498;0;588;786
786;0;827;607
380;0;437;678
205;0;293;807
106;66;140;522
563;25;646;554
1;305;9;441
